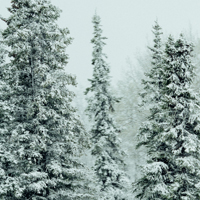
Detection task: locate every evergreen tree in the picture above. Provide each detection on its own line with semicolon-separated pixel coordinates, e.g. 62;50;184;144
134;34;200;199
85;14;130;200
141;20;164;106
0;31;15;199
0;0;97;199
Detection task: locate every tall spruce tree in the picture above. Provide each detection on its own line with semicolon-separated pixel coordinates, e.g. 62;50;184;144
85;14;130;200
134;33;200;199
0;0;97;199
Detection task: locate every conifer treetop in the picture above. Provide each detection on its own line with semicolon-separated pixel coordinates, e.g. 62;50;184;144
141;20;164;107
86;14;111;97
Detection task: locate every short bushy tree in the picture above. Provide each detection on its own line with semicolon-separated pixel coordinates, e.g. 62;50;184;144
0;0;97;199
135;33;200;199
85;14;130;200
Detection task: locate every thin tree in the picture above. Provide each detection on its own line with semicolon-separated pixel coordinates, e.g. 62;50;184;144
85;14;130;200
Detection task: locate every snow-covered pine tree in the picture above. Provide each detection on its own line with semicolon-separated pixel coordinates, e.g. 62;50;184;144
134;34;200;199
0;0;97;199
0;31;15;200
129;21;164;184
85;14;130;200
141;20;164;106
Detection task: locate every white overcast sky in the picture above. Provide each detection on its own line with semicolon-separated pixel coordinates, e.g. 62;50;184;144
1;0;200;87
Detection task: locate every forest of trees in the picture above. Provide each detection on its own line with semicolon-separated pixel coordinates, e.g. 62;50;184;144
1;0;200;200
